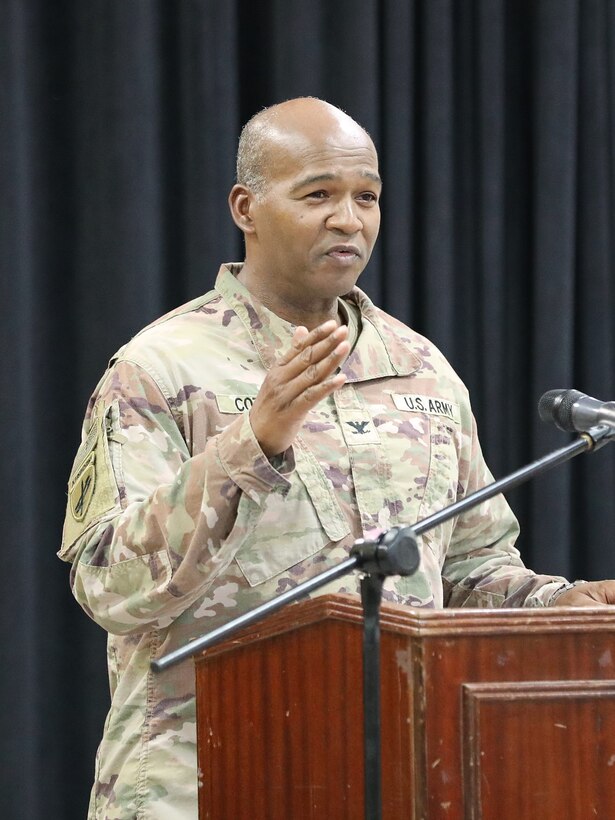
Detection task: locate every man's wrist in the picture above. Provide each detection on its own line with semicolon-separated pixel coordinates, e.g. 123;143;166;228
549;580;587;605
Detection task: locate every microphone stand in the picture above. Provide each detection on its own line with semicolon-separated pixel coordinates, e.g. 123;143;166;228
152;424;614;820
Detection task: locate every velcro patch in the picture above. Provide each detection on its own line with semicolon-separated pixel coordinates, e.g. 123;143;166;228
69;453;97;521
216;394;258;414
337;409;381;446
392;393;461;424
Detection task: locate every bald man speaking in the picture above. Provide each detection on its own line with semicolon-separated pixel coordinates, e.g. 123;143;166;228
59;98;615;819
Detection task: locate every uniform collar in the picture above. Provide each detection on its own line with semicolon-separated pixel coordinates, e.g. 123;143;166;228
214;263;422;381
341;288;422;381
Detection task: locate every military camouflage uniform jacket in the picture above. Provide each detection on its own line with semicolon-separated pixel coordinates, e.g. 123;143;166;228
60;263;568;819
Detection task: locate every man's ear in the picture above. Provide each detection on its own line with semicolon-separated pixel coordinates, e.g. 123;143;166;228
228;184;257;235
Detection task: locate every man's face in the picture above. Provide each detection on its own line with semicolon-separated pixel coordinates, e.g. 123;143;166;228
247;129;381;308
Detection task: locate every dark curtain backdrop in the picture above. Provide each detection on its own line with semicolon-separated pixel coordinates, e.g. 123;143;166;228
1;1;614;817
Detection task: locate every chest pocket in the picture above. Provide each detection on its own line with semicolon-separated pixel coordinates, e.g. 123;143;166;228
234;441;350;587
419;416;459;518
373;405;460;562
416;416;459;565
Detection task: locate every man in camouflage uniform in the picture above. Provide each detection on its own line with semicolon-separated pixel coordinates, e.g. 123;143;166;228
60;98;615;819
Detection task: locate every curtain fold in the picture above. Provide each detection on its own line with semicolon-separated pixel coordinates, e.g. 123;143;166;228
1;1;614;816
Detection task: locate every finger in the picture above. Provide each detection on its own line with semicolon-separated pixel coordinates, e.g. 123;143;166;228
297;325;349;365
280;325;349;380
283;338;350;403
292;325;310;345
298;370;348;407
277;320;344;367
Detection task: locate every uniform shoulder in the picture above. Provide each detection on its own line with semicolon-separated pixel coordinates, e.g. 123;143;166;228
112;287;241;366
133;286;221;340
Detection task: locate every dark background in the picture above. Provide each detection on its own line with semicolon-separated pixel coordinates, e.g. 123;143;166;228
1;1;614;817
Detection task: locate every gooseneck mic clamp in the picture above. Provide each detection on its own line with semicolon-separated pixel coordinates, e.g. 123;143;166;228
153;421;614;820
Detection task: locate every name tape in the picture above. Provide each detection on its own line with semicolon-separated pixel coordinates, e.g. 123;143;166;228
216;394;258;414
392;393;460;424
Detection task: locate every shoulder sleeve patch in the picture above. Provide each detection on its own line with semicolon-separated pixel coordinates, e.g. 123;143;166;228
59;403;121;561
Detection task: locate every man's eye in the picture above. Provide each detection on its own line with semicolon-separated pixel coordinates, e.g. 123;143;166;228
307;190;328;199
358;192;378;203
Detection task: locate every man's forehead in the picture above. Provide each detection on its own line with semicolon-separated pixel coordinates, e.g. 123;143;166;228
268;117;375;154
266;131;379;181
288;168;382;195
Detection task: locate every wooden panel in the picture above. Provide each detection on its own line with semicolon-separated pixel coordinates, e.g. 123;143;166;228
198;618;365;819
462;681;615;819
410;621;615;817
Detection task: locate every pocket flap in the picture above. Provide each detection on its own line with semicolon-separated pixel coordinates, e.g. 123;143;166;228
235;445;350;586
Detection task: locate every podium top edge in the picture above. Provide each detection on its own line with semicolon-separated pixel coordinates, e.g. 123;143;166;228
193;593;615;663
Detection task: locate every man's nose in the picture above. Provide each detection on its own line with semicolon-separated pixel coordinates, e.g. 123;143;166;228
326;198;363;233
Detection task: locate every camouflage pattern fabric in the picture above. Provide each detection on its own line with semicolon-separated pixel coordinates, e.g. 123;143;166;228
59;263;569;819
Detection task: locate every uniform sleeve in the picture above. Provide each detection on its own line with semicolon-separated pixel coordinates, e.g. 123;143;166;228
442;412;568;608
59;359;294;635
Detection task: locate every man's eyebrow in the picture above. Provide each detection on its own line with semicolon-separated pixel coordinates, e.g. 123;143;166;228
289;171;382;194
361;171;383;186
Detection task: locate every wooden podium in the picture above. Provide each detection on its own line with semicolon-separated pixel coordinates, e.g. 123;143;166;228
195;594;615;819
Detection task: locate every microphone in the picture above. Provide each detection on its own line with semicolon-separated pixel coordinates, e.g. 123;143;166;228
538;389;615;433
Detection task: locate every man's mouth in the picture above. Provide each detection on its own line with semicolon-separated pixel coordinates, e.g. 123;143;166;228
325;245;361;261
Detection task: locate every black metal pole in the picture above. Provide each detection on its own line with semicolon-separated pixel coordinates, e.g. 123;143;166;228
361;573;384;820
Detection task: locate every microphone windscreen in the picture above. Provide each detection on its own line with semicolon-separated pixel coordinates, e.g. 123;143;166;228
538;388;584;431
538;389;564;423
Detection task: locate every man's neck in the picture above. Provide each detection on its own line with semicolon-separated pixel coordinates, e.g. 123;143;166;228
236;265;342;330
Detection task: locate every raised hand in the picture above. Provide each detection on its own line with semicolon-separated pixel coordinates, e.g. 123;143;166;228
249;319;350;457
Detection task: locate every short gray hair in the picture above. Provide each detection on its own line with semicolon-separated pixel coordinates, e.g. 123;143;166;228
235;108;276;198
